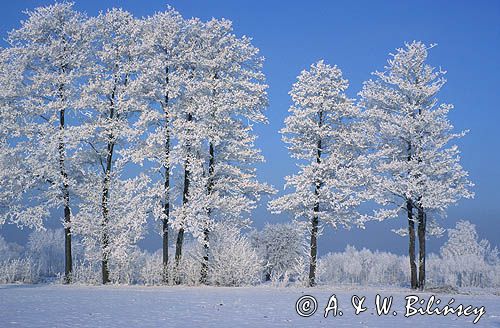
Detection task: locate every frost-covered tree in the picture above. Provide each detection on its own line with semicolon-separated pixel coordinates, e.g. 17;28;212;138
269;60;367;287
170;18;272;284
130;8;188;283
440;220;498;287
1;3;90;283
359;41;474;289
72;9;148;284
441;220;497;261
193;18;271;283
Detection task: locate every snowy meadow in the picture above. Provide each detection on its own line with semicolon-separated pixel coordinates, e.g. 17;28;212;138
0;2;499;327
0;285;499;327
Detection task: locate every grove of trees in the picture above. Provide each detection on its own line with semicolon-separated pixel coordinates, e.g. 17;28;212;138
0;3;476;290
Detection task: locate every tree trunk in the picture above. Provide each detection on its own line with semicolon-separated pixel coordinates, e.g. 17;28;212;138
173;164;188;282
174;113;192;284
100;83;117;285
56;80;73;284
161;68;170;284
58;106;72;284
101;139;114;284
309;124;322;287
417;207;426;290
200;142;215;284
201;228;209;284
161;201;169;283
63;201;72;284
308;208;319;287
308;111;324;287
201;76;218;284
407;199;418;289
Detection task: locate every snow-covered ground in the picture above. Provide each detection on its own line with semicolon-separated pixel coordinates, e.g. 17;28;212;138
0;284;498;327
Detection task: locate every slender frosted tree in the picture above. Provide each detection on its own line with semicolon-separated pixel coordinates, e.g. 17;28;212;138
359;41;473;290
130;8;187;284
73;9;146;284
169;18;207;280
195;18;272;283
170;18;272;283
2;3;90;283
270;60;367;287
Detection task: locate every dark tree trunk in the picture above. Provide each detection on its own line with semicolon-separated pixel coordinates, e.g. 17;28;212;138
200;76;218;284
56;79;73;284
200;142;215;284
161;67;170;284
101;138;114;284
161;197;169;283
174;113;192;284
173;168;188;282
58;105;72;284
417;207;426;290
309;112;323;287
63;201;72;283
308;207;319;287
405;141;418;290
201;227;209;284
407;200;418;289
415;99;426;290
100;81;118;285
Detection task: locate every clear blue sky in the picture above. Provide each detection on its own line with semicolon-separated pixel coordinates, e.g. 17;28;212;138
1;0;499;255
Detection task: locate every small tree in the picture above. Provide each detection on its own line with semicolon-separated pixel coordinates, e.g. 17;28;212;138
441;220;498;287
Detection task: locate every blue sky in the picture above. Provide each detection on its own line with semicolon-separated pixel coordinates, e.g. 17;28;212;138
1;0;499;255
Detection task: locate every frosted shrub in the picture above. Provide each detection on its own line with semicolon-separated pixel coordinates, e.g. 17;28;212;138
138;251;163;286
293;256;310;286
71;261;101;285
209;226;262;286
250;223;307;283
0;237;24;261
318;246;406;286
0;238;40;283
175;241;203;286
0;258;40;284
109;248;143;284
27;229;65;277
441;254;492;288
367;252;406;285
424;253;447;287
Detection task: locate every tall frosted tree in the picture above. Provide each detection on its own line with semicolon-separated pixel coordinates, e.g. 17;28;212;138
195;18;272;283
1;3;90;283
73;9;147;284
359;41;473;290
270;60;368;287
168;18;207;280
170;18;272;283
130;8;188;283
